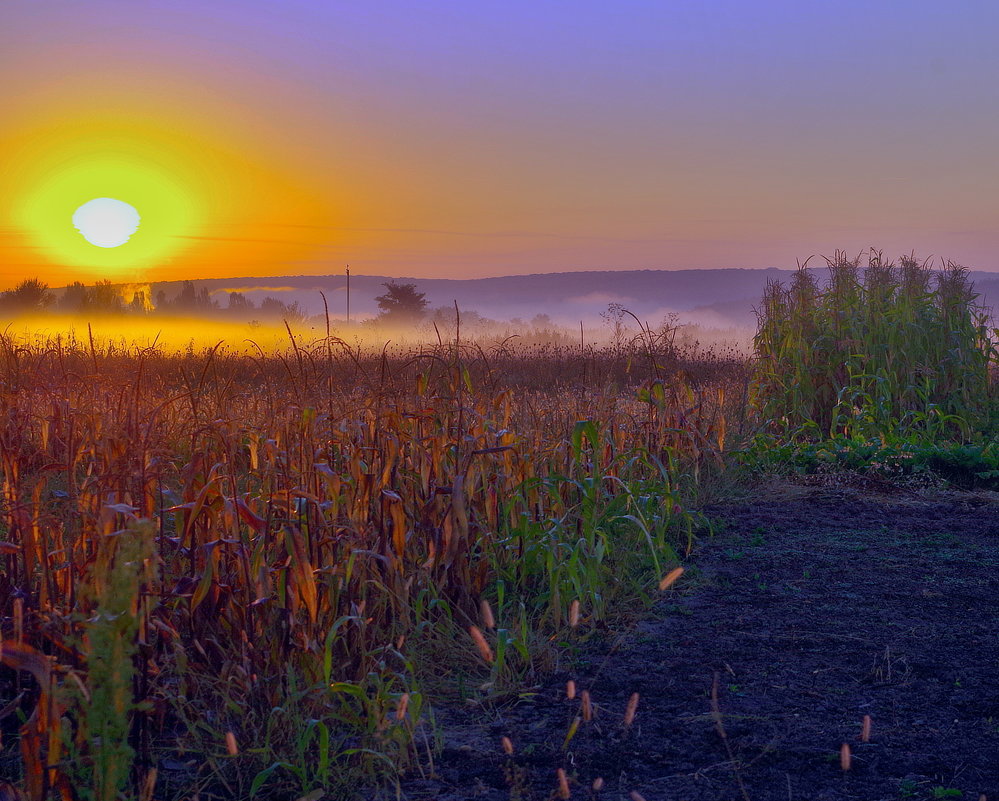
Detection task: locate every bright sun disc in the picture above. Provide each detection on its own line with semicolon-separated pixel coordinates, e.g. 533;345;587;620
73;197;141;248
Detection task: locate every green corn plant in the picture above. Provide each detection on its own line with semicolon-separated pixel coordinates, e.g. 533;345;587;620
752;250;996;447
63;519;155;801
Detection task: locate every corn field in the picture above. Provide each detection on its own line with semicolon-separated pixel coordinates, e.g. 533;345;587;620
3;251;996;800
0;331;743;800
753;250;997;442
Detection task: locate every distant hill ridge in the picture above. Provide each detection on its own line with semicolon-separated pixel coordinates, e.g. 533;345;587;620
59;267;999;330
145;268;795;328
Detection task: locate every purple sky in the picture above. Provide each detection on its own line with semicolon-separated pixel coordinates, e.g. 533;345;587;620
3;1;999;283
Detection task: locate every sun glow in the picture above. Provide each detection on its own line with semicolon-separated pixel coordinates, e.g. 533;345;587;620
2;117;208;278
2;109;330;284
73;198;141;248
17;152;197;275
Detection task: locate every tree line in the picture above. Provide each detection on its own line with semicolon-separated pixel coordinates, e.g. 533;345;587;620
0;278;428;322
0;278;305;321
0;277;566;340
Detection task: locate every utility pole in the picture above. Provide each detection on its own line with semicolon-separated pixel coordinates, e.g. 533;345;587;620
345;264;350;324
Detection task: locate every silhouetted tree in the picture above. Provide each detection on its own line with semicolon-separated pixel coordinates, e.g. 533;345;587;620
173;281;218;312
375;282;428;324
84;280;125;314
176;281;197;310
227;291;254;312
197;287;218;310
60;281;88;312
259;296;304;322
429;305;493;335
0;278;55;312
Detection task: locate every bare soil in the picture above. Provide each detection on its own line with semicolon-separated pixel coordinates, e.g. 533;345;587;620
393;485;999;801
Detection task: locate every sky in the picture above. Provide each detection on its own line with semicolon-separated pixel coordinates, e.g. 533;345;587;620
2;0;999;288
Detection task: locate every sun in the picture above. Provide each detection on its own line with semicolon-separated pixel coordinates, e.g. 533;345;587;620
10;124;202;276
17;153;196;274
73;197;141;248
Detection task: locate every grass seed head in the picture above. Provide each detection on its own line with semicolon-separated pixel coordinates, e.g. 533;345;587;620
658;566;684;591
469;625;494;663
566;679;576;700
592;777;604;791
861;714;871;742
225;731;238;756
480;599;496;630
139;767;158;801
840;742;851;771
501;736;514;755
557;767;570;799
581;690;592;721
623;692;639;727
569;599;580;628
395;693;409;721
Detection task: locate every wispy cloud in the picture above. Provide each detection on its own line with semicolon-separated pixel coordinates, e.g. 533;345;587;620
173;235;310;245
216;223;710;245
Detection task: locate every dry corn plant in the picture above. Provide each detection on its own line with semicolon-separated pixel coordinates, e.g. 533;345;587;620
0;331;738;800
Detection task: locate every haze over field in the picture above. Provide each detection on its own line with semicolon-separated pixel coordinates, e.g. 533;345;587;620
81;266;999;329
0;263;980;356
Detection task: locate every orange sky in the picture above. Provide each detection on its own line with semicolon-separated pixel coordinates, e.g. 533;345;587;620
3;2;999;289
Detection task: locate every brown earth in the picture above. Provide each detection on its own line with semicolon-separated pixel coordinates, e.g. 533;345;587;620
391;484;999;801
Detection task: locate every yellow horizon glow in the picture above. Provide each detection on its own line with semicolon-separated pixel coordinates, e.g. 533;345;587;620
0;312;318;354
1;108;330;286
10;122;202;277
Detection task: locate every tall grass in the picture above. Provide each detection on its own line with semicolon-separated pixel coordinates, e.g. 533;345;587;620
753;250;996;443
0;330;741;799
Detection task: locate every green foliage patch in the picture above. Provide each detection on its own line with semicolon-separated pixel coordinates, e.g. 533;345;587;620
753;250;996;444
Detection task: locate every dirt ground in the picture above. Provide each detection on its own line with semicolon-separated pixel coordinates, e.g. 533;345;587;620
391;483;999;801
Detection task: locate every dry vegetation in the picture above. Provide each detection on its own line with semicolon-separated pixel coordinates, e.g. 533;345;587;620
0;328;745;800
2;252;996;801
